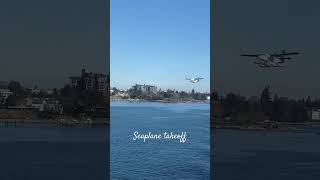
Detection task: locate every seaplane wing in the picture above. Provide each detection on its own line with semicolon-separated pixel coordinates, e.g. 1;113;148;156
186;77;204;83
241;50;300;68
282;52;299;56
240;54;263;57
273;50;300;57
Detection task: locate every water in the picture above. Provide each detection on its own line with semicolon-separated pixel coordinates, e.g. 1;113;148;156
4;103;319;180
111;101;210;180
0;124;109;180
213;126;320;180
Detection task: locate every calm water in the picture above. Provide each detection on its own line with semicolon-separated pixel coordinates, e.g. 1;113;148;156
111;101;210;180
213;125;320;180
2;104;318;180
0;124;109;180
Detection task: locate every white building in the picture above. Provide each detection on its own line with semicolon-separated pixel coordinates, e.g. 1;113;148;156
26;98;62;113
40;99;62;113
0;89;13;105
25;98;42;108
310;109;320;121
116;90;129;98
31;88;41;94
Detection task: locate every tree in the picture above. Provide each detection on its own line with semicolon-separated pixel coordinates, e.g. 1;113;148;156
211;91;219;102
61;85;73;97
224;93;238;116
272;94;281;121
261;86;271;104
179;91;189;99
306;96;312;108
53;88;58;96
260;86;272;117
5;95;17;106
8;81;24;95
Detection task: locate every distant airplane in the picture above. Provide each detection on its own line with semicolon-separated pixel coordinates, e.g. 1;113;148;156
241;50;300;68
186;77;204;83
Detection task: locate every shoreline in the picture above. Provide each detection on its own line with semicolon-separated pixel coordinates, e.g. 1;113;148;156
0;119;109;126
211;122;319;132
211;126;302;132
111;98;209;104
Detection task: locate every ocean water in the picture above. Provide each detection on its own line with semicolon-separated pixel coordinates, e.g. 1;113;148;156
0;124;109;180
2;103;319;180
111;101;210;180
212;125;320;180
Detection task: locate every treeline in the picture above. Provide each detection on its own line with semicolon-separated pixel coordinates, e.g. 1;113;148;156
212;86;317;123
59;84;107;116
1;81;108;118
113;87;209;101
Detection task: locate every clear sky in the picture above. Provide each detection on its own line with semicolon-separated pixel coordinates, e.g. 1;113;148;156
111;0;210;93
0;0;107;89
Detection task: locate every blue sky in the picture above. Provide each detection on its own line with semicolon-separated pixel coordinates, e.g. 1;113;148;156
111;0;210;93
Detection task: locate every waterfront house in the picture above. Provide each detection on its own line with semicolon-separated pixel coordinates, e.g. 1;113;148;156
40;98;62;113
26;98;42;109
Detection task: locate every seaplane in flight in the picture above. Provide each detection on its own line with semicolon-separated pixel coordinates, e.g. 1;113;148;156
241;50;300;68
186;77;204;83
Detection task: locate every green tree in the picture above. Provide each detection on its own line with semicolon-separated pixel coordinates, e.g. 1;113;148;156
8;81;24;95
5;95;17;106
260;86;272;117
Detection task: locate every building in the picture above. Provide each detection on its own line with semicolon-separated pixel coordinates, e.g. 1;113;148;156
114;90;129;98
309;109;320;121
248;96;259;104
25;98;42;108
69;76;81;88
95;73;107;93
132;84;157;94
30;85;41;95
68;69;108;94
40;98;63;113
0;89;13;105
25;98;62;113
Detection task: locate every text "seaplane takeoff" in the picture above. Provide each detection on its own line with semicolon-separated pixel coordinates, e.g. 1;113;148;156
186;77;204;83
241;50;300;68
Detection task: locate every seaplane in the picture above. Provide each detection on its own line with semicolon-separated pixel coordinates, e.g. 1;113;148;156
241;50;300;68
186;77;204;83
